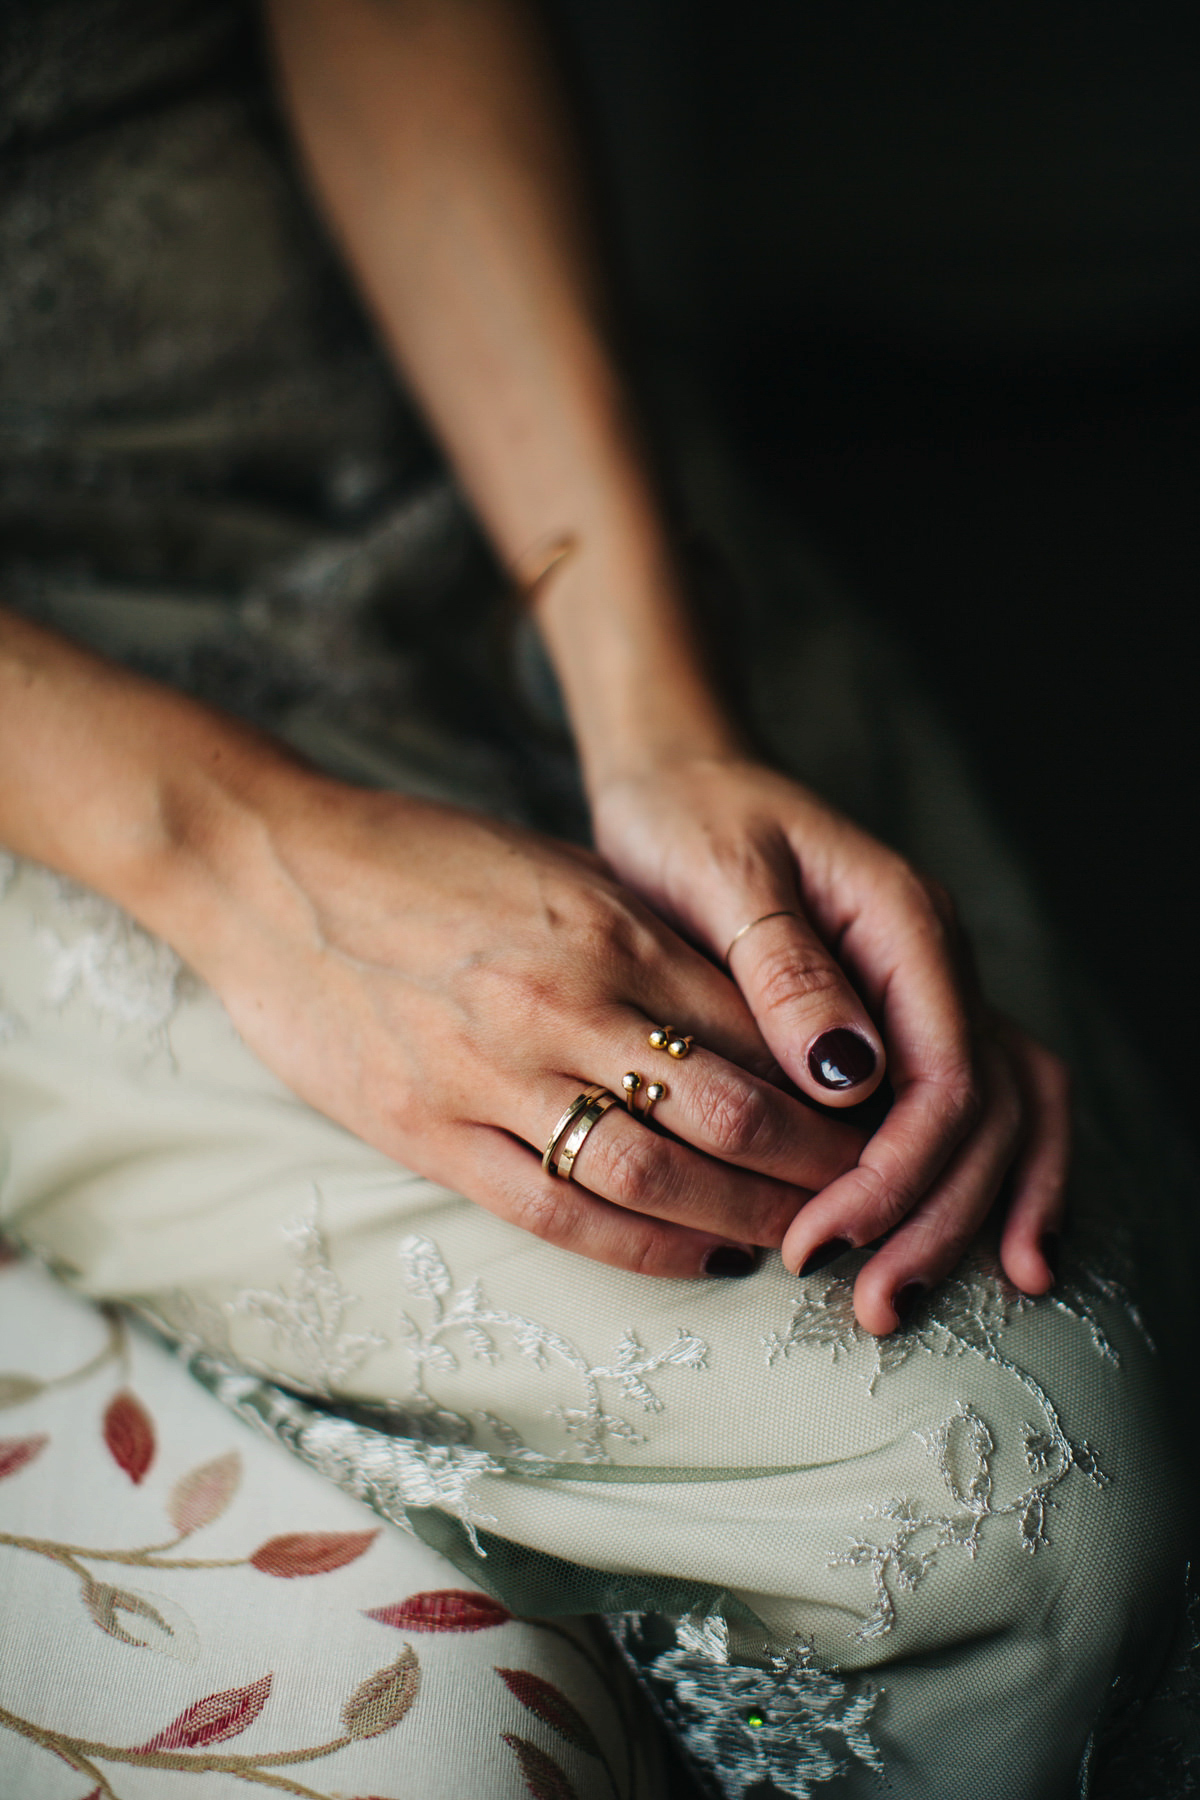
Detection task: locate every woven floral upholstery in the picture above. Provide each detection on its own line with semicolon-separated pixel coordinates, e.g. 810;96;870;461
0;1248;662;1800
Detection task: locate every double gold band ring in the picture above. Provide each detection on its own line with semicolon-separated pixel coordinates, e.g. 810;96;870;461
541;1084;607;1172
553;1092;619;1181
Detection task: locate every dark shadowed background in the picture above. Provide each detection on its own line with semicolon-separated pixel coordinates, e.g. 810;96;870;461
555;0;1200;1129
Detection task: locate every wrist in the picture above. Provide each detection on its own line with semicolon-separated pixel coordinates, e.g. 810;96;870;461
526;522;747;796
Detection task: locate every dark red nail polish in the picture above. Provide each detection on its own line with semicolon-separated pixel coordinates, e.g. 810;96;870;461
798;1237;853;1278
704;1247;759;1278
808;1029;877;1091
892;1280;928;1326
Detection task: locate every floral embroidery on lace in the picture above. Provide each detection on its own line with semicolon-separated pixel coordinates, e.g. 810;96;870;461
612;1609;882;1800
32;872;184;1045
232;1201;388;1396
766;1249;1118;1641
397;1234;708;1464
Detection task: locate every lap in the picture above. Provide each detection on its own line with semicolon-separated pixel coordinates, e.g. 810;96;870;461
0;851;1192;1798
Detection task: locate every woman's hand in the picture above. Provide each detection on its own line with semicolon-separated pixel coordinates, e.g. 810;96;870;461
169;767;864;1279
591;754;1070;1329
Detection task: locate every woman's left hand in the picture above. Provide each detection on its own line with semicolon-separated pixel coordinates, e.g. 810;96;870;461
592;754;1071;1333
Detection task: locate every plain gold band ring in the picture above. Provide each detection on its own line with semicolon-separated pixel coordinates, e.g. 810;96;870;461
724;909;802;968
542;1084;606;1172
554;1092;619;1181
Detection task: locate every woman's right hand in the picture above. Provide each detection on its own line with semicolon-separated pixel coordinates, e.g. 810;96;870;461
169;768;864;1277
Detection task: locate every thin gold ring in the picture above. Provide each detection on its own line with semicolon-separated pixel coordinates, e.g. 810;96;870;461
724;910;802;967
541;1084;606;1172
643;1080;667;1125
621;1071;643;1114
554;1092;619;1181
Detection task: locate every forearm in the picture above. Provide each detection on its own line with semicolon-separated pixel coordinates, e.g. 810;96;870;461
266;0;742;791
0;607;303;937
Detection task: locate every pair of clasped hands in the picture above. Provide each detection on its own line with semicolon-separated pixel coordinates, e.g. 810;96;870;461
207;742;1069;1336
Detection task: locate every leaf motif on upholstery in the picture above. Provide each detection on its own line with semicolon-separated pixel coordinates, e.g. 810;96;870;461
0;1433;48;1479
103;1389;155;1484
250;1528;378;1577
365;1589;511;1632
397;1233;709;1463
135;1673;273;1751
167;1450;242;1536
502;1733;581;1800
341;1648;420;1738
495;1669;603;1761
0;1375;45;1410
81;1580;199;1662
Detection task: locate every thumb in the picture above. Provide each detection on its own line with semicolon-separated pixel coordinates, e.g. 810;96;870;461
726;902;884;1108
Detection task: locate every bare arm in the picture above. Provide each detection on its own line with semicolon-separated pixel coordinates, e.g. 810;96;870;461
0;0;1066;1322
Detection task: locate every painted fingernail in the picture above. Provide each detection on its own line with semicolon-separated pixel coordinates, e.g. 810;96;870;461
1041;1233;1061;1281
892;1280;928;1327
798;1237;853;1278
808;1029;877;1091
704;1247;760;1279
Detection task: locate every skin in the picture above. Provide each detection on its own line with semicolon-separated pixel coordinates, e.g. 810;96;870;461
0;0;1069;1332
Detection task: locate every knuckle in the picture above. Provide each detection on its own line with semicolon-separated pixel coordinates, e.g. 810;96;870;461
591;1128;670;1206
701;1077;775;1159
754;945;844;1020
844;1160;912;1235
512;1183;571;1245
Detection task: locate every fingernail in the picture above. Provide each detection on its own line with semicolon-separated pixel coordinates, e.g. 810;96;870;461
892;1280;928;1326
1041;1233;1061;1281
808;1029;877;1091
798;1237;853;1278
704;1246;760;1279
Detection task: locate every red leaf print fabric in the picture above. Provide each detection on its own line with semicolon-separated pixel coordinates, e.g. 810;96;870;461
365;1589;511;1633
250;1529;378;1577
135;1674;273;1751
103;1389;155;1484
167;1451;242;1536
502;1734;580;1800
0;1434;48;1481
495;1669;603;1760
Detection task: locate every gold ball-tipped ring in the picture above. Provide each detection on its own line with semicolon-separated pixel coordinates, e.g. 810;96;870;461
553;1091;619;1181
649;1026;694;1059
724;910;802;968
623;1071;667;1121
541;1084;606;1172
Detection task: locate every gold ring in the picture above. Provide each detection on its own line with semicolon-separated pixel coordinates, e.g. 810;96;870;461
621;1071;643;1114
553;1092;619;1181
643;1080;667;1124
541;1084;606;1172
724;910;801;967
649;1026;694;1060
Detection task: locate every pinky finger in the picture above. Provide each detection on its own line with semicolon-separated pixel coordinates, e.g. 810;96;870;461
998;1026;1072;1295
456;1124;760;1280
